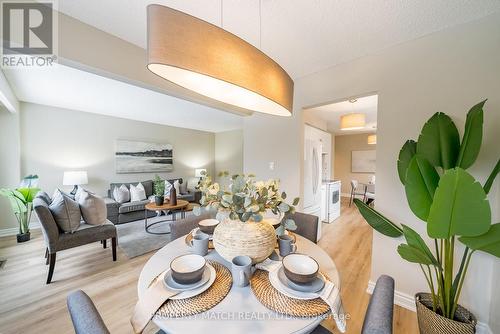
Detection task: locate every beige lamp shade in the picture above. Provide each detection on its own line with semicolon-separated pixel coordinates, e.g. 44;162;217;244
367;134;377;145
63;171;88;186
340;113;366;130
147;5;294;116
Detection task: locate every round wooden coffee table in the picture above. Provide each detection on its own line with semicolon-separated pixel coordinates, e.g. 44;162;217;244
144;200;189;235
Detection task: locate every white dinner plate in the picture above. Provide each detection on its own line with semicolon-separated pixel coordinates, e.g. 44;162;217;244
169;264;216;300
163;265;211;291
269;265;323;300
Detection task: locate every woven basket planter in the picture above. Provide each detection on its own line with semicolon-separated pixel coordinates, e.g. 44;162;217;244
213;218;276;264
415;293;477;334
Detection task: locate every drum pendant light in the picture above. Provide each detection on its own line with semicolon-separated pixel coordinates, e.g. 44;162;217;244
340;98;366;130
147;4;294;116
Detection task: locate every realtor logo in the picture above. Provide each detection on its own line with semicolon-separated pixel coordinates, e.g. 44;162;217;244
1;0;57;67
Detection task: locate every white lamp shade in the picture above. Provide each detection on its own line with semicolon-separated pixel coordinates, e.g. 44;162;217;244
63;171;88;186
340;113;366;130
195;169;207;178
367;134;377;145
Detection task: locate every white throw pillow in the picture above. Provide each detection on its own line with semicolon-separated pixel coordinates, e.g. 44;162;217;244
164;180;173;195
49;189;81;233
78;190;107;226
130;182;146;202
173;180;180;194
113;184;130;203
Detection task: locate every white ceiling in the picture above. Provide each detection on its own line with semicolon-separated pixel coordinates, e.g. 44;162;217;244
3;64;243;133
58;0;500;79
305;94;378;135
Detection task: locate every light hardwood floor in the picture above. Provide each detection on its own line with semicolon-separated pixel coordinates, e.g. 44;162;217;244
0;199;418;333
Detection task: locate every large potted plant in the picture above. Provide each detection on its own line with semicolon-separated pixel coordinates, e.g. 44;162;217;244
195;173;300;263
354;100;500;334
153;175;165;206
0;175;41;243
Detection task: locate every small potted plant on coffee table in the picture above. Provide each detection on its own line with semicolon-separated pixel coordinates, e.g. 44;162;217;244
153;175;165;206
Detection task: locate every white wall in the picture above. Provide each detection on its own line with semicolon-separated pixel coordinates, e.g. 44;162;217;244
244;12;500;326
0;108;21;230
215;130;244;188
15;102;215;213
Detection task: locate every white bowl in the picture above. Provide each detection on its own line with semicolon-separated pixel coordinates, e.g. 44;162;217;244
170;254;206;284
282;254;319;284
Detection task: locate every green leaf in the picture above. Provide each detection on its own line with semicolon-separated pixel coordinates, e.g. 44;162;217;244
459;224;500;258
401;224;439;267
278;202;290;212
284;219;297;231
456;100;485;169
281;192;287;200
428;168;491;238
416;112;460;170
397;140;417;184
276;225;285;236
353;199;403;237
292;197;300;206
484;158;500;194
404;156;439;221
397;244;434;265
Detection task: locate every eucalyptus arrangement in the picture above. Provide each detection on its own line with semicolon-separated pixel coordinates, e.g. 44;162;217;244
195;172;300;234
354;100;499;330
0;175;40;242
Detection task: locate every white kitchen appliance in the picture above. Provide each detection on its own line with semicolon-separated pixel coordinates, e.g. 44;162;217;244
303;136;323;240
322;181;341;223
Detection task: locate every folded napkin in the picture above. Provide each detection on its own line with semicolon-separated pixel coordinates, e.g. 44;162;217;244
131;271;179;334
256;259;346;333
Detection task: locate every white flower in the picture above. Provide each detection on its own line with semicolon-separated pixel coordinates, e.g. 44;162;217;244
207;183;220;195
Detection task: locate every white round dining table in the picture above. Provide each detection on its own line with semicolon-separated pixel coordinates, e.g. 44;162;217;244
137;234;340;334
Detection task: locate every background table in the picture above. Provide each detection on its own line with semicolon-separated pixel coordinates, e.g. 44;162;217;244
144;200;189;235
138;234;340;334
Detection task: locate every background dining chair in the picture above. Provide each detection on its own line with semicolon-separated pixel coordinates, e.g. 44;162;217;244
349;180;366;207
285;212;319;243
170;211;215;240
361;275;395;334
67;290;166;334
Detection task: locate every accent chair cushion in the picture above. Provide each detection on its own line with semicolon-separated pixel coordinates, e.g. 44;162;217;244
36;191;52;205
49;189;81;233
78;190;107;226
173;180;180;195
130;183;146;202
112;184;130;203
164;180;172;195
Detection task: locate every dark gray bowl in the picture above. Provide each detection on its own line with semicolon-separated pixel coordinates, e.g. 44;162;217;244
170;254;206;285
198;219;219;235
282;253;319;285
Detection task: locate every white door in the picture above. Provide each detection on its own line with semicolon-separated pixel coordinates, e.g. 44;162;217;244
303;138;322;209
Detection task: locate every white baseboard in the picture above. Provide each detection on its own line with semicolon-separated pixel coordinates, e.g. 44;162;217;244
0;222;40;237
366;280;492;334
367;280;416;311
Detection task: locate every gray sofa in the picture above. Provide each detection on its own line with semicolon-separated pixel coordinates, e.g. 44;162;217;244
104;178;201;224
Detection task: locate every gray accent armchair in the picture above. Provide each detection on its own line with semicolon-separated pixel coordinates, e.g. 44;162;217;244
67;290;165;334
33;194;117;284
362;275;395;334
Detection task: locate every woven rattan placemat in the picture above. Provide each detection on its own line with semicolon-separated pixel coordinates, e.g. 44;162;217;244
250;269;330;317
156;261;232;318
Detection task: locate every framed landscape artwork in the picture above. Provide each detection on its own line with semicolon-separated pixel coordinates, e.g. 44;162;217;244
115;140;173;173
351;150;376;173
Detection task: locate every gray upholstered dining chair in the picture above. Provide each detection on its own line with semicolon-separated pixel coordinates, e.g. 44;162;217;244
67;290;165;334
33;194;117;284
286;211;319;243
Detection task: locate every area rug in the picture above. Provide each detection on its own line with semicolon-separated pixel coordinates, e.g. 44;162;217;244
115;216;174;258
